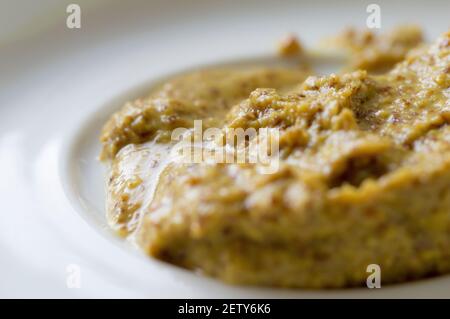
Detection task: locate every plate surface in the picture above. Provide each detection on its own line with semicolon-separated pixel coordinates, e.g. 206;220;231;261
1;0;450;298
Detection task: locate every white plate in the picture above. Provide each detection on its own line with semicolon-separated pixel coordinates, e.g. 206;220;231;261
1;0;450;298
